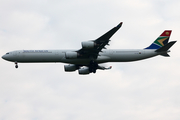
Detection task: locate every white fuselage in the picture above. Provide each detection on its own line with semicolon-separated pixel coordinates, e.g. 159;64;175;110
2;49;158;65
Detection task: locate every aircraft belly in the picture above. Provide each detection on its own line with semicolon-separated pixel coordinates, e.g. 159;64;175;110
60;59;90;65
96;56;111;63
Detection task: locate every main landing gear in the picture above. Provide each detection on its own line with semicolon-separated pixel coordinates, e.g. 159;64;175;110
89;60;98;73
15;62;18;68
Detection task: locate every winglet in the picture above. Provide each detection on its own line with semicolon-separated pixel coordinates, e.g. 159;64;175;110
105;66;112;70
117;22;123;28
97;65;112;70
96;22;123;40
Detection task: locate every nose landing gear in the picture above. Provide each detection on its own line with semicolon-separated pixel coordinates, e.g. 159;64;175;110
15;62;18;68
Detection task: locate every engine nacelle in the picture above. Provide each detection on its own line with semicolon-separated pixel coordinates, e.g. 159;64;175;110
65;52;78;59
81;41;95;49
64;64;77;72
78;67;90;75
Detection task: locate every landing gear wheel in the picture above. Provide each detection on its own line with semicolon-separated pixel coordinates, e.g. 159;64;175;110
92;69;96;73
15;62;18;69
15;65;18;68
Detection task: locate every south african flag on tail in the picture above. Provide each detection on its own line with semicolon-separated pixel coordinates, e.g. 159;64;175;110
145;30;172;49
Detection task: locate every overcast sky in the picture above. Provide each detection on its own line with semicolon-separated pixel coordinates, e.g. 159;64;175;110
0;0;180;120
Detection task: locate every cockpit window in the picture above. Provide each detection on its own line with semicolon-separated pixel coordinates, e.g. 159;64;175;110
6;53;9;54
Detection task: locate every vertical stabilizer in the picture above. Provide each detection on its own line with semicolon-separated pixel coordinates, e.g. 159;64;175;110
145;30;172;49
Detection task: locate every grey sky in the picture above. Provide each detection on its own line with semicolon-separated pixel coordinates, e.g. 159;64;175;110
0;0;180;120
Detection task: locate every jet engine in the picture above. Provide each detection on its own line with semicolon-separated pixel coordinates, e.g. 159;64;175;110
65;52;78;59
78;67;90;75
81;41;96;49
64;64;77;72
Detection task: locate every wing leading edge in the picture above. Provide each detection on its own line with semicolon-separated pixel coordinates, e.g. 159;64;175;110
77;22;123;59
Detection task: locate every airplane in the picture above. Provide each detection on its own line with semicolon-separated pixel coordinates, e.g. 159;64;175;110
2;22;176;75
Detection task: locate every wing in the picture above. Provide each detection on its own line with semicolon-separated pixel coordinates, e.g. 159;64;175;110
77;22;123;59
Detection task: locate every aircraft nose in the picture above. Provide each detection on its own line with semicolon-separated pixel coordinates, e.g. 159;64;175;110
2;53;15;62
2;54;6;60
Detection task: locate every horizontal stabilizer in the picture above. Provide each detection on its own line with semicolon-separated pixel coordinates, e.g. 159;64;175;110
160;53;170;57
155;41;176;52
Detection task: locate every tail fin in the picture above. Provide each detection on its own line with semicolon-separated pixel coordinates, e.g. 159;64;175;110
145;30;172;49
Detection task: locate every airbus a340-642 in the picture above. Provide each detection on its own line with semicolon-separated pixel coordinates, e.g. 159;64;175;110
2;22;176;75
